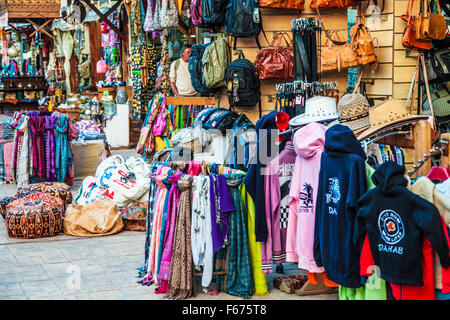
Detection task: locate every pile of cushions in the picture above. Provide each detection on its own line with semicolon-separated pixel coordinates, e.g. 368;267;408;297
5;193;64;239
17;182;73;210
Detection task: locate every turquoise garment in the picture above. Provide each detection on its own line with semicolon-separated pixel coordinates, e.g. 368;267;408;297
436;290;450;300
55;116;73;183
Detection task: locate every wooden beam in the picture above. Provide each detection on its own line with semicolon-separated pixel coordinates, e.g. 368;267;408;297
29;19;53;38
79;0;126;40
25;19;53;39
411;120;432;178
103;0;125;20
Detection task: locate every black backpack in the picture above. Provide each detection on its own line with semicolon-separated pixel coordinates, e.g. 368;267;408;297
224;0;263;50
224;51;262;117
188;43;212;94
203;108;240;133
202;0;227;27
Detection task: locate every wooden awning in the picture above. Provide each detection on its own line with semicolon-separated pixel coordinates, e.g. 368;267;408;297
6;0;61;19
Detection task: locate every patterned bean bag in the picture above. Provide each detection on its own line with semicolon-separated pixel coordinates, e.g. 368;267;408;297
119;201;148;231
0;191;36;219
17;182;73;209
6;193;64;239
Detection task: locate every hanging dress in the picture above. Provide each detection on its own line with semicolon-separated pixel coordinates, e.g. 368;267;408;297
29;116;47;182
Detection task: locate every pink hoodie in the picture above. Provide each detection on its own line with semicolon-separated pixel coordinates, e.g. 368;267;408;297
287;123;327;272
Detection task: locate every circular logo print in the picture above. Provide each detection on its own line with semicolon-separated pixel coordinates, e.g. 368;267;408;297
378;210;405;245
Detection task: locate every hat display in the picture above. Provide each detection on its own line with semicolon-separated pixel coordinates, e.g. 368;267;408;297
337;93;371;132
357;99;430;141
289;96;339;127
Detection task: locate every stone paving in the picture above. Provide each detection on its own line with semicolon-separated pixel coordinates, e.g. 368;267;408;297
0;149;338;300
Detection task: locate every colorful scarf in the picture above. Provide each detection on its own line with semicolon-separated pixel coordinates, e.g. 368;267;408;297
29;116;47;180
224;173;254;298
55;116;72;183
157;171;182;293
15;115;30;187
166;174;194;300
10;112;23;178
44;116;57;182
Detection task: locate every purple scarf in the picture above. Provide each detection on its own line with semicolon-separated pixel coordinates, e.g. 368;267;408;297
44;116;57;181
157;171;182;292
210;174;235;253
29;116;46;180
10;112;23;177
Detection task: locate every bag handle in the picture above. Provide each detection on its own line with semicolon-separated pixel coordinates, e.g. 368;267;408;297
352;69;364;94
313;0;348;45
406;55;421;115
420;53;437;129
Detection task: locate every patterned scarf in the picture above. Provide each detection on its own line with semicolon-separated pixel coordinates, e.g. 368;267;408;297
166;174;194;300
223;173;254;298
10;112;23;178
55;116;73;183
29;116;47;180
157;171;182;293
15;116;30;187
44;116;57;182
0;141;5;182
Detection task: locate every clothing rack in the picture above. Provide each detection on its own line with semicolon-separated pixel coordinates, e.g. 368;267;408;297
407;140;449;176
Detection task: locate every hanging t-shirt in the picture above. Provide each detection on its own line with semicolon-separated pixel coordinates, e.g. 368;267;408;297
169;59;198;96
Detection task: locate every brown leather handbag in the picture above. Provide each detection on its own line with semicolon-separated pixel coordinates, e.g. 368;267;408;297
310;0;361;9
255;32;294;80
259;0;304;10
350;14;378;66
402;0;432;50
416;0;447;40
321;31;359;72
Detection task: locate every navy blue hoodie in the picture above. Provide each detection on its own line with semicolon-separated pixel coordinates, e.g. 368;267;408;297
353;161;450;286
313;124;367;288
244;110;282;242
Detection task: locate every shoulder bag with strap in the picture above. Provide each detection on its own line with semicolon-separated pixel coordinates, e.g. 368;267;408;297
416;0;447;40
401;0;433;50
350;12;379;67
254;32;294;80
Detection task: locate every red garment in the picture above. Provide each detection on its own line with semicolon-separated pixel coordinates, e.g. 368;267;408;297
427;167;450;182
440;215;450;294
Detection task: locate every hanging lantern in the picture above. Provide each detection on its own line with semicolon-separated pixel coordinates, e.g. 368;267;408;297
7;45;19;58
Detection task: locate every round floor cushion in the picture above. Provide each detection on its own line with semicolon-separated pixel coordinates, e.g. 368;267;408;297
6;193;64;239
119;201;148;231
17;182;73;209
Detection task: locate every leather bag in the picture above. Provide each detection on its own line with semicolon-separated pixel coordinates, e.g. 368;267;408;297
310;0;362;9
321;31;359;72
259;0;304;10
401;0;432;50
416;0;447;41
254;32;294;80
350;14;378;66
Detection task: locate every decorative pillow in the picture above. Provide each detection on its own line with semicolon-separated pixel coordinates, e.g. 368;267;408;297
119;201;148;231
6;193;64;238
17;182;73;209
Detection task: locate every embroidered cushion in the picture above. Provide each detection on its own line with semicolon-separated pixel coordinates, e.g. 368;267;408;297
17;182;73;209
119;201;148;231
6;193;64;239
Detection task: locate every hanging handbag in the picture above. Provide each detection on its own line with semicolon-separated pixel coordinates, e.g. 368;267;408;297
350;13;378;66
422;82;450;117
321;31;359;72
160;0;179;28
254;32;294;80
416;0;447;40
419;47;450;84
310;0;362;9
402;0;432;50
259;0;304;10
152;0;163;30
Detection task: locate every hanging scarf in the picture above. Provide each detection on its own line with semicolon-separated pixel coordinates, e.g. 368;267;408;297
223;174;254;298
166;174;194;300
142;166;170;285
138;165;161;277
29;116;47;180
0;141;6;182
44;116;57;182
209;174;234;253
157;171;182;294
15;115;30;187
10;112;23;178
55;116;72;183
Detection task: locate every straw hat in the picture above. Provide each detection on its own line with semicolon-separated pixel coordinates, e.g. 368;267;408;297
357;99;430;141
289;96;338;127
337;93;371;133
